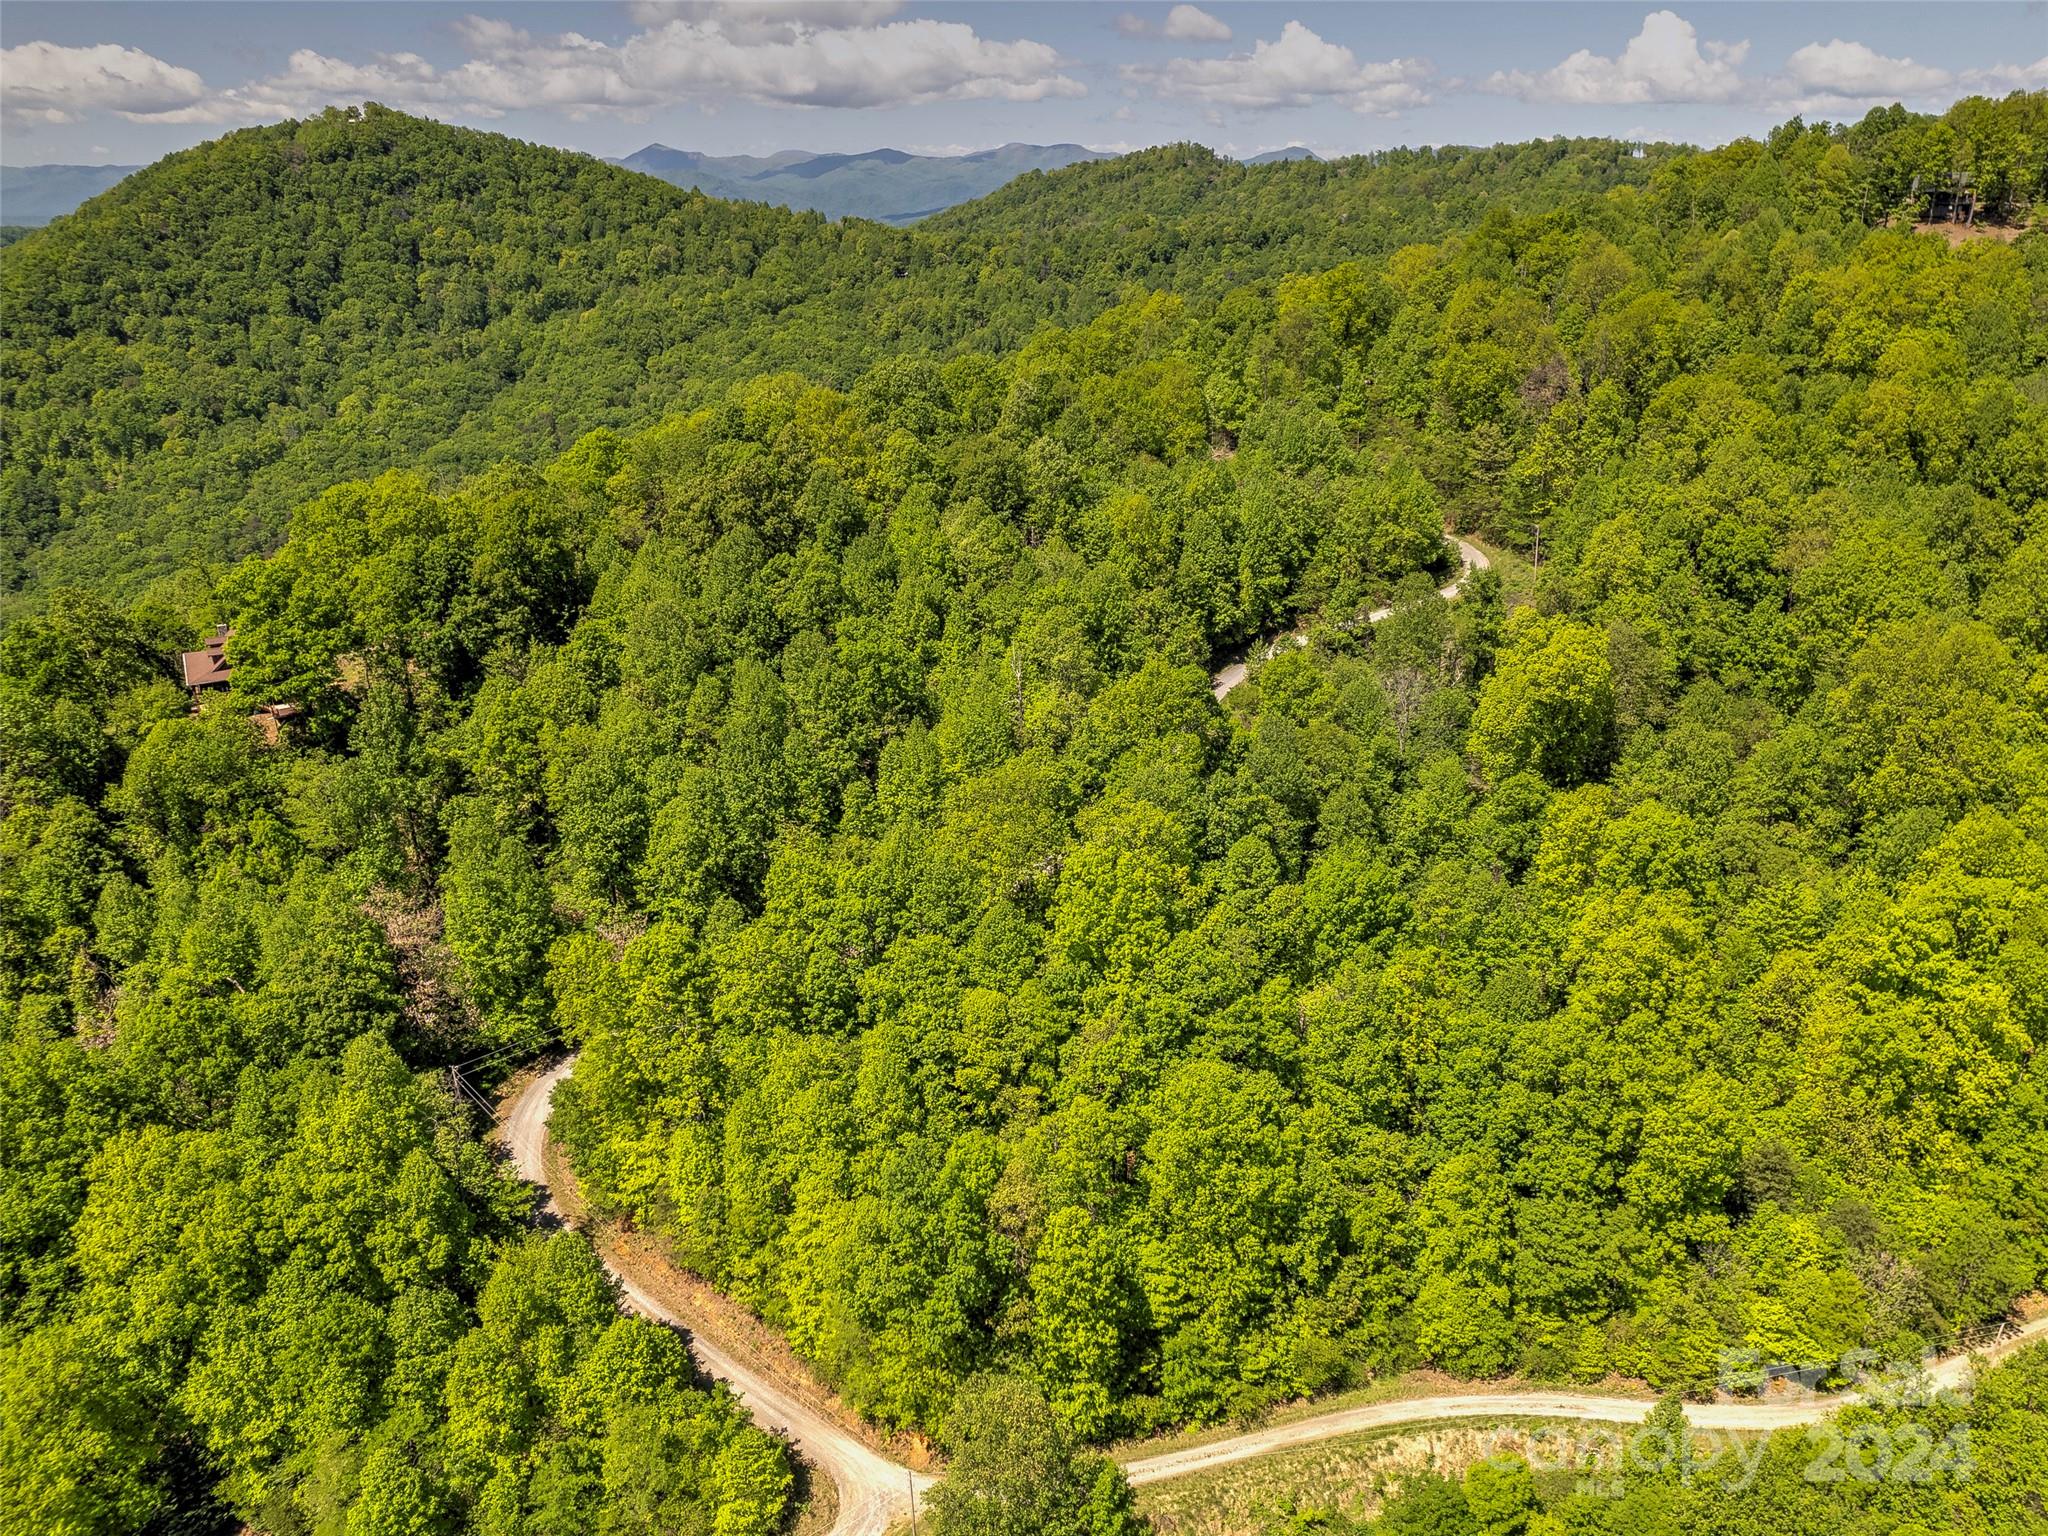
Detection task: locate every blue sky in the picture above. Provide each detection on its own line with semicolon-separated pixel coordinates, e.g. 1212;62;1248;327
3;3;2043;166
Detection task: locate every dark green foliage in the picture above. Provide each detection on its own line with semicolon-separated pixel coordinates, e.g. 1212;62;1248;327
9;95;2041;606
3;90;2048;1535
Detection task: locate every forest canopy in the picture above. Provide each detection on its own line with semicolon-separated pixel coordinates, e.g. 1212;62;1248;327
4;92;2043;603
2;91;2047;1536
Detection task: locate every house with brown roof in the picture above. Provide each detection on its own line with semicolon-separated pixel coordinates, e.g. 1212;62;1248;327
180;625;232;695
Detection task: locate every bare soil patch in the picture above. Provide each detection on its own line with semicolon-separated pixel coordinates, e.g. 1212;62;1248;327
1914;220;2026;246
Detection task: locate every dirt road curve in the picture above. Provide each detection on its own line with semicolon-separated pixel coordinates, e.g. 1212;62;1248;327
503;1060;932;1536
501;1037;2048;1519
1119;1315;2048;1486
1211;534;1493;700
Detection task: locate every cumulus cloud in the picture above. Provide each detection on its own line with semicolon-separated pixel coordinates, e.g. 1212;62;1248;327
1485;10;1748;105
1976;55;2048;90
1483;12;2028;113
1163;6;1232;43
1784;39;1950;98
67;6;1080;126
1117;6;1230;43
0;41;207;124
1125;20;1431;115
624;2;906;42
11;7;2027;140
618;16;1081;108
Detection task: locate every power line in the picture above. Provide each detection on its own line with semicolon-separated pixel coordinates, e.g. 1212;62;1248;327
445;1028;560;1073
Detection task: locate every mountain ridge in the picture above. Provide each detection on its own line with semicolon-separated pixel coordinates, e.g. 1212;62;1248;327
1245;145;1323;164
0;109;1690;601
0;161;143;225
610;139;1112;222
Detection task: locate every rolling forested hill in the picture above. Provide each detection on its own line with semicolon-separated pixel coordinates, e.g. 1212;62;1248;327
0;107;920;602
1;107;1697;606
3;90;2048;1536
8;98;2041;611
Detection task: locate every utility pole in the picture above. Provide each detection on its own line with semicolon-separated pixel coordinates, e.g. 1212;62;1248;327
1532;521;1541;571
908;1470;919;1536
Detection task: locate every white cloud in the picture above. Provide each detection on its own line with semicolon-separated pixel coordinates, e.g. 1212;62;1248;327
624;2;905;36
1484;14;2023;114
0;41;207;124
130;48;470;125
1785;39;1950;98
1124;21;1431;115
619;17;1081;108
12;8;2028;143
1485;10;1749;105
1117;6;1230;44
99;7;1079;126
1164;6;1232;44
1961;54;2048;92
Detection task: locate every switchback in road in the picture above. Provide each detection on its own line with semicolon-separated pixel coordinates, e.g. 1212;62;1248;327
501;1055;2048;1526
503;1059;932;1536
1210;535;1493;700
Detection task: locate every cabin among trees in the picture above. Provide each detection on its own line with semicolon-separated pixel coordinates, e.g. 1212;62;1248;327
176;624;300;741
177;624;231;698
1916;170;1977;224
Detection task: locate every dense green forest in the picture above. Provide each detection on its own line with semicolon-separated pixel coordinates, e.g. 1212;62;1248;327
0;107;1686;603
4;91;2048;1536
8;94;2043;604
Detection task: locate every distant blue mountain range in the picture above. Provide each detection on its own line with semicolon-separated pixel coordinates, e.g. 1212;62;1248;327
1245;146;1323;165
3;142;1326;232
610;141;1115;224
2;163;141;226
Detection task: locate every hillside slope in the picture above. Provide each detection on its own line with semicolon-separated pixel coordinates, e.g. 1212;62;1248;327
3;88;2046;1536
0;117;1662;606
921;138;1674;297
4;97;2039;608
0;106;924;600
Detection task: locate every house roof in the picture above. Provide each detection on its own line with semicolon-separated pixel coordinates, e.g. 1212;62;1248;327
180;627;232;689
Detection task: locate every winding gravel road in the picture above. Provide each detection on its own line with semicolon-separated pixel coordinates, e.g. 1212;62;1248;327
1210;534;1493;700
1117;1322;2048;1485
504;1060;932;1536
501;907;2047;1526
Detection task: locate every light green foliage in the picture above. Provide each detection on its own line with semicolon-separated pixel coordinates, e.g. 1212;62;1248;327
2;90;2048;1535
1335;1345;2048;1535
1468;612;1616;786
443;1234;792;1536
1410;1155;1517;1378
1031;1207;1140;1440
443;806;559;1048
926;1376;1143;1536
0;1319;162;1536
